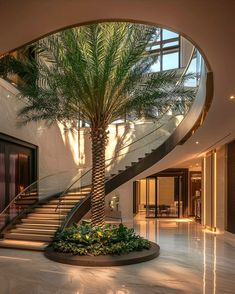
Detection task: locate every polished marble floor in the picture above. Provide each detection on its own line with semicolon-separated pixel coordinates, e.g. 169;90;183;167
0;217;235;294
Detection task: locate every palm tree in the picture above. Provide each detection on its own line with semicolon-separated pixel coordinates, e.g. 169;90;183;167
6;22;195;227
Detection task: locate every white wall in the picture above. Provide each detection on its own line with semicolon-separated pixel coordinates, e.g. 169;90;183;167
0;79;181;179
106;180;134;222
0;79;82;178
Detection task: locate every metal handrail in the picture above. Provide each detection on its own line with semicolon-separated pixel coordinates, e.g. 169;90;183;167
0;169;80;217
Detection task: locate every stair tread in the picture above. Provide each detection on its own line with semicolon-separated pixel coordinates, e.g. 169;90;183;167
16;223;60;228
6;232;53;237
36;204;74;207
27;216;66;219
60;196;85;199
49;200;78;203
16;225;59;231
5;232;53;242
0;239;48;251
11;228;56;233
33;211;70;214
27;213;65;217
22;219;61;224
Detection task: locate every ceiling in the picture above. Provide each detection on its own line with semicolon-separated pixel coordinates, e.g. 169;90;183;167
0;0;235;172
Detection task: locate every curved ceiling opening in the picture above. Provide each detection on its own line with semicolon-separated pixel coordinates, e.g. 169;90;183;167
0;21;210;128
0;21;212;170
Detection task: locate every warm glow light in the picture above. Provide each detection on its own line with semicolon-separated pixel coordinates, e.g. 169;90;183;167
0;256;31;261
203;231;206;294
213;236;217;294
213;151;217;229
229;95;235;100
202;228;221;235
196;141;199;144
203;157;206;225
196;163;199;166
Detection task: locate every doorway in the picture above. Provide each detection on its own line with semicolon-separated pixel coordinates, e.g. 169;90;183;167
0;135;37;212
133;169;188;218
189;171;202;222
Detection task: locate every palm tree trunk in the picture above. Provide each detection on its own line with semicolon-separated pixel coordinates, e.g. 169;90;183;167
90;127;106;227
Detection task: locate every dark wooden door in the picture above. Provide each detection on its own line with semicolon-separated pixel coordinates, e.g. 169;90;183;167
0;140;36;212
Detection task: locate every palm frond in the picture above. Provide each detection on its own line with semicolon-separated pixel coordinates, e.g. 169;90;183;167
2;22;197;129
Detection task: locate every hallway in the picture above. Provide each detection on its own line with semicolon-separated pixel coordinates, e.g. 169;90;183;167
0;218;234;293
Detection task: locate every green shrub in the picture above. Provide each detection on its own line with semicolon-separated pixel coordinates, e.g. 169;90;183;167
52;223;151;256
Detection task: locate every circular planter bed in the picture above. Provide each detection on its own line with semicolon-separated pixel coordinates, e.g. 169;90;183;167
44;241;160;267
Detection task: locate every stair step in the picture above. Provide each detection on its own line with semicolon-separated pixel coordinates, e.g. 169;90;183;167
22;218;61;225
48;199;78;204
14;204;32;208
5;232;53;242
60;195;86;200
66;191;90;195
14;200;37;205
16;196;38;200
26;213;65;219
0;239;48;251
37;204;74;208
34;208;71;213
10;227;56;236
16;223;60;230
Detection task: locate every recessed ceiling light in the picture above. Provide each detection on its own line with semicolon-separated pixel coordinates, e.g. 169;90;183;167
196;163;199;166
230;95;235;100
196;141;199;144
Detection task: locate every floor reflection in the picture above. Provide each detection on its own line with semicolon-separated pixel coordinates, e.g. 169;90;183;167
0;216;234;293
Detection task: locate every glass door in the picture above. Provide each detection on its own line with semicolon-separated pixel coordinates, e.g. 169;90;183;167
156;176;181;218
146;177;157;218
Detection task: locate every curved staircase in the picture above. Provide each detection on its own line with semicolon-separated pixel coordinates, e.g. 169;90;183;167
0;53;212;251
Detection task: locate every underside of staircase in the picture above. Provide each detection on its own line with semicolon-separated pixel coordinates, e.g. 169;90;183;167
0;187;91;251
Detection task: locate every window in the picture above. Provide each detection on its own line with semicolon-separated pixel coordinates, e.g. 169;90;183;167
162;52;179;71
149;28;180;72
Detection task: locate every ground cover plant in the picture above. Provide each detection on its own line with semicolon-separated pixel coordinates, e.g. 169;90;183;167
52;223;151;256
